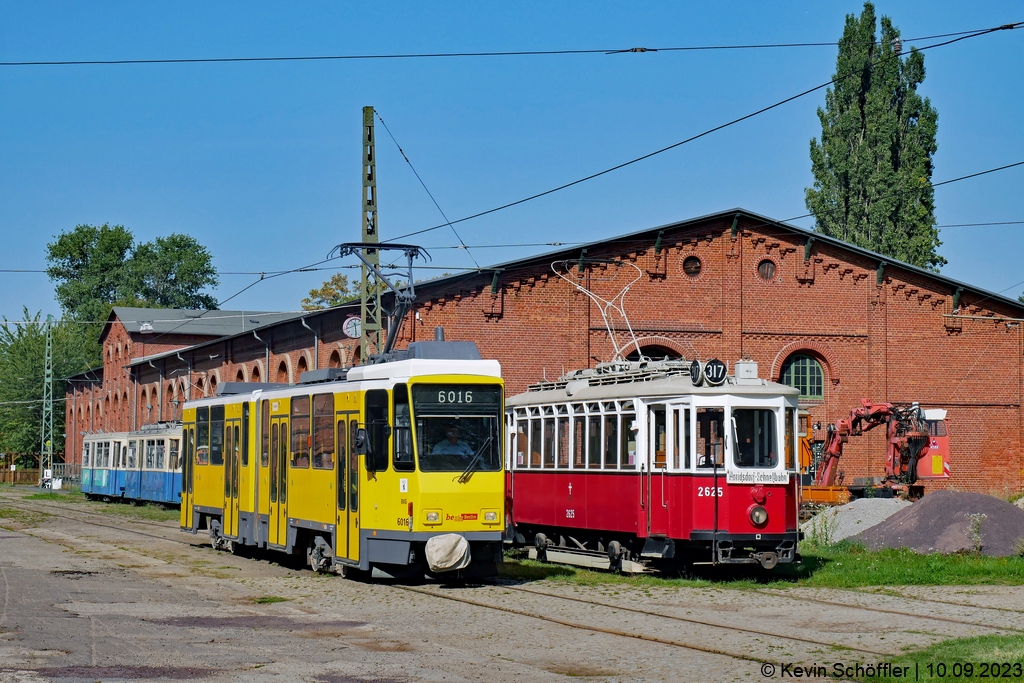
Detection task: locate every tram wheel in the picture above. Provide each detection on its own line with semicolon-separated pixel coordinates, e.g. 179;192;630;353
607;540;623;573
534;533;549;563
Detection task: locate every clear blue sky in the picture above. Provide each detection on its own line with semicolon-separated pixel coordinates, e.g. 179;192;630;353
1;2;1021;322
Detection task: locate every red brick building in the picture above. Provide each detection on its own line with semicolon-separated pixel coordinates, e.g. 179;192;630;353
66;209;1024;494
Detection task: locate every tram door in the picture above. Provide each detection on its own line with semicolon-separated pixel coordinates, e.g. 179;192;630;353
334;413;359;563
223;419;241;538
646;405;671;536
268;416;289;547
182;425;195;530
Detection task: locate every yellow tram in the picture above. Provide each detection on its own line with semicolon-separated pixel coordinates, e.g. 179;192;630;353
179;341;505;579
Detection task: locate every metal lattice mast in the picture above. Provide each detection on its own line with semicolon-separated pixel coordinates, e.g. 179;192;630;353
39;314;54;484
359;105;383;363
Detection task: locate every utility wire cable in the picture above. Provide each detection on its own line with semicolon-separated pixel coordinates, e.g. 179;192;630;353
386;22;1023;243
0;28;1004;67
372;109;481;269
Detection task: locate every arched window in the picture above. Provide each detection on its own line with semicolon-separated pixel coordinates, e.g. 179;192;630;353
209;375;218;395
780;354;824;400
296;356;308;378
626;344;681;361
276;361;288;384
251;365;261;383
328;350;341;369
235;368;245;382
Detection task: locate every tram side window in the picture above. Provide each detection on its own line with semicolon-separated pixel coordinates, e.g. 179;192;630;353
241;403;250;468
291;396;311;468
604;415;618;469
733;409;778;468
365;390;390;473
155;440;165;469
127;441;137;469
652;408;667;468
542;418;555;469
349;418;359;511
82;444;90;467
112;443;120;468
145;440;155;468
696;408;724;467
515;426;526;467
529;419;542;468
196;406;210;465
392;385;413;472
621;413;637;469
261;401;270;468
313;393;335;470
675;409;692;469
169;439;180;471
587;417;601;469
785;408;795;471
557;418;569;468
100;442;110;468
210;405;225;466
572;417;584;468
336;420;347;510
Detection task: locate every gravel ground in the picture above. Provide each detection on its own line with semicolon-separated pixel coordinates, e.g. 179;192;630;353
801;497;911;544
3;489;1024;682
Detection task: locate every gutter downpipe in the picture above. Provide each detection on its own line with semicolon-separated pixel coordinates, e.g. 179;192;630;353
253;330;270;383
300;317;319;370
176;352;193;401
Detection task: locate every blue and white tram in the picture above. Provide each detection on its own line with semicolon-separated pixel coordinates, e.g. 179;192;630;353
80;424;182;505
81;432;129;499
126;423;183;505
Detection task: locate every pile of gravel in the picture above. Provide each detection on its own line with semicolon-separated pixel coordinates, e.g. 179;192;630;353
801;497;910;544
853;490;1024;557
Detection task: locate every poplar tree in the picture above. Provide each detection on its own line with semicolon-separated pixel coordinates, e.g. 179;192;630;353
806;3;944;270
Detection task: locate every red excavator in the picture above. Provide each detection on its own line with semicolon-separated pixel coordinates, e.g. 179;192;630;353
800;400;950;504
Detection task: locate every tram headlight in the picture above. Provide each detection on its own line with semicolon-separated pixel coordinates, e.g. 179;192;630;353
483;510;499;523
748;504;768;526
424;510;441;525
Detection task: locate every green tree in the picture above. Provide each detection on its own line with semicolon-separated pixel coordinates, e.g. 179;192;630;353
46;224;219;321
806;2;944;270
0;310;96;465
301;273;359;310
129;234;218;310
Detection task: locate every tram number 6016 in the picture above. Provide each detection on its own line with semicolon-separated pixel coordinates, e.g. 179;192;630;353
697;486;724;497
438;390;473;404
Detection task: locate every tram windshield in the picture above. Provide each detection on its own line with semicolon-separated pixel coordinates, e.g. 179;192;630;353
411;384;502;472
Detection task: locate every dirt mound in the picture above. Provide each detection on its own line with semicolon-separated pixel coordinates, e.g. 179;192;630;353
853;490;1024;556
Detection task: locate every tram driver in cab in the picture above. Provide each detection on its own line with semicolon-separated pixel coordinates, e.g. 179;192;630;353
432;423;474;457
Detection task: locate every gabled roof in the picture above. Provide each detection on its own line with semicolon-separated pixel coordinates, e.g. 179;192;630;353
100;307;306;343
411;207;1024;314
125;208;1023;371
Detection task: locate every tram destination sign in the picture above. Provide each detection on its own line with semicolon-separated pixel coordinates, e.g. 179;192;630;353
726;470;790;485
412;384;501;414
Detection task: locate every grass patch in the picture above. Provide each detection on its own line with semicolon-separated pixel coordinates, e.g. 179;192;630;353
251;596;291;605
86;502;180;523
23;491;78;501
860;634;1024;681
499;541;1024;589
0;505;51;529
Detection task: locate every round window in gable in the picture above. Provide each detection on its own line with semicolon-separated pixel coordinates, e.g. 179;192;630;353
683;256;702;278
757;259;776;281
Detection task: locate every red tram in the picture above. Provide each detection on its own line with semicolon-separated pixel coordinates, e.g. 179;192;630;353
505;358;801;571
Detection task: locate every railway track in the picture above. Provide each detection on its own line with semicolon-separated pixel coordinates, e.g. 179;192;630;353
4;494;1022;666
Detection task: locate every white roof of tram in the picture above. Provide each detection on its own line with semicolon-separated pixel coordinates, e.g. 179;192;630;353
506;373;798;407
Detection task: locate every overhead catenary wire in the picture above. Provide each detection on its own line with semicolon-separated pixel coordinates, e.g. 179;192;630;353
0;28;1004;67
385;22;1023;244
372;109;481;269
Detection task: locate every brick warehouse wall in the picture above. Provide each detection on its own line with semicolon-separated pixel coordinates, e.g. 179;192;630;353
67;213;1024;495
